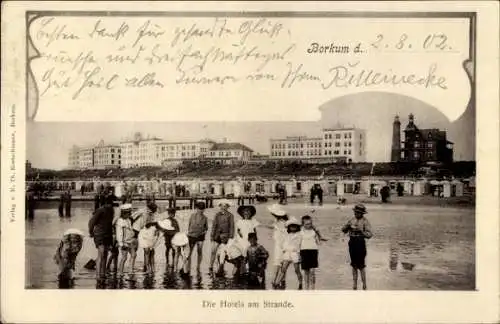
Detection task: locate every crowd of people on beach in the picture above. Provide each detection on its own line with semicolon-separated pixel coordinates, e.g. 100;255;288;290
54;186;373;290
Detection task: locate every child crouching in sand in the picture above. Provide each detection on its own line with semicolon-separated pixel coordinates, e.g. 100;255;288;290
54;228;85;281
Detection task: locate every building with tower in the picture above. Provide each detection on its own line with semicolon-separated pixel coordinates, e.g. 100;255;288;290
394;114;454;164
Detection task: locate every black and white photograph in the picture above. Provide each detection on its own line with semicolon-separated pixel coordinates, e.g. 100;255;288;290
2;2;498;323
25;92;476;291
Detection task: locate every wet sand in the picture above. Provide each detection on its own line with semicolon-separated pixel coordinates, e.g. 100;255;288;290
25;200;475;290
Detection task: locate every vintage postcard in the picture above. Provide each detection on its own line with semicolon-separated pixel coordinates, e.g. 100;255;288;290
1;1;499;323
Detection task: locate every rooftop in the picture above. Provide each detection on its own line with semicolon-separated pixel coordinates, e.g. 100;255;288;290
211;142;254;152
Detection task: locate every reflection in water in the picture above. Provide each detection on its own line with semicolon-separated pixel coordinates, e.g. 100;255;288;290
26;202;475;290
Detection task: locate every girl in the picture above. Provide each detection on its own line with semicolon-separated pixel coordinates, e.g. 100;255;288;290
274;217;303;290
342;204;373;290
267;204;289;289
171;232;190;274
115;204;137;275
300;215;328;290
138;221;160;274
235;205;259;274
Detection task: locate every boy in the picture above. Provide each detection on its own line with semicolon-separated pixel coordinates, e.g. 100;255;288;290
88;194;115;281
209;200;235;273
184;202;208;275
342;203;373;290
54;228;85;281
246;232;269;289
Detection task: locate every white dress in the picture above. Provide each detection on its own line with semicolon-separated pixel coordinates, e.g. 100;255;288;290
235;218;260;255
138;226;159;249
272;221;287;266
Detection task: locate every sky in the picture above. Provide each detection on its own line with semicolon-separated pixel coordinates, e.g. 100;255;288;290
27;92;475;170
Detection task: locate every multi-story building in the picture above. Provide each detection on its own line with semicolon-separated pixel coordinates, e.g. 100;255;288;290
208;142;254;164
120;133;163;168
397;114;453;164
270;136;323;159
68;146;80;169
78;147;94;169
270;127;366;163
93;140;121;169
322;127;366;163
68;133;255;169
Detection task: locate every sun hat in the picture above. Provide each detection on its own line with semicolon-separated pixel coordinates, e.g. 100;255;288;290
285;217;301;228
63;228;85;237
267;204;287;217
120;203;132;211
237;205;256;218
218;199;232;207
171;232;189;247
353;203;368;214
157;219;175;231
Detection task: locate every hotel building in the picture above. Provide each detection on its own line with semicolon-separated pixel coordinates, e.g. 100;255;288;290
270;127;366;163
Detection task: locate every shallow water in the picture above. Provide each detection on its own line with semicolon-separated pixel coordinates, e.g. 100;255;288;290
26;200;475;290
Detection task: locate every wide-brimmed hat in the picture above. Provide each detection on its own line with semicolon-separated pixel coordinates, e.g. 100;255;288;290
218;199;232;207
63;228;85;237
157;219;175;231
171;232;189;247
237;205;256;218
267;204;287;218
120;203;132;211
285;217;301;228
353;203;368;214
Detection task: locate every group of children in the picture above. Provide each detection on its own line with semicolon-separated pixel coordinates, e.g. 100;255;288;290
56;196;373;290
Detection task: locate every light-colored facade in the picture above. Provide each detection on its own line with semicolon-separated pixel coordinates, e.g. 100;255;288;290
78;147;94;169
119;133;163;168
321;128;366;162
68;146;80;169
270;127;366;163
68;133;255;169
93;140;121;169
156;139;215;162
208;143;254;164
270;136;323;159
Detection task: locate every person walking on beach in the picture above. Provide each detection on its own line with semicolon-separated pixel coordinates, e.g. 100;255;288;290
88;194;115;282
209;199;235;273
184;202;208;276
64;190;72;217
342;204;373;290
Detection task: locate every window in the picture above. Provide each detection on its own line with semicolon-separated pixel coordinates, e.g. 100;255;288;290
348;150;351;154
360;134;363;140
413;151;420;159
324;134;328;139
324;150;328;155
426;142;433;148
334;150;339;155
344;133;348;139
348;142;352;147
414;142;420;148
329;150;332;155
335;142;340;147
344;150;347;154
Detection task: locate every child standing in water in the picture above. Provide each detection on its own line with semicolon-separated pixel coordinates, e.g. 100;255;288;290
115;204;137;275
342;204;373;290
138;221;160;274
300;215;327;290
267;204;289;289
235;205;259;274
246;232;269;289
158;208;180;271
274;217;303;290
